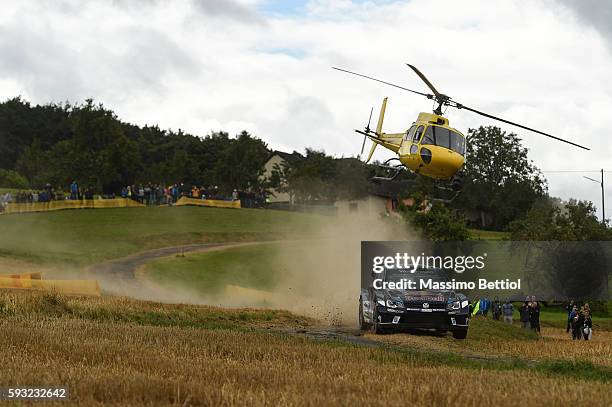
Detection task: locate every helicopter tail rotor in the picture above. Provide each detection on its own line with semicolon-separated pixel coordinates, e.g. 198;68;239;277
364;97;388;163
359;106;374;156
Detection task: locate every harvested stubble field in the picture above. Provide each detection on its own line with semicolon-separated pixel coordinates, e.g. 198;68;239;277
0;290;610;406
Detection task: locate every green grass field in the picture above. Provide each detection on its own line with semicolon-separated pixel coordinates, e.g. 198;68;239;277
1;207;611;405
147;243;282;295
0;206;324;266
468;228;510;240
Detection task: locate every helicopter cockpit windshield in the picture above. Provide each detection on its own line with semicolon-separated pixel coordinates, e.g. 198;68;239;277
422;126;465;156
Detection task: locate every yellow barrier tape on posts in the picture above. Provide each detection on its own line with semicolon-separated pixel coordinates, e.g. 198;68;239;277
0;272;43;280
0;276;33;289
175;196;241;209
3;198;144;214
0;277;101;296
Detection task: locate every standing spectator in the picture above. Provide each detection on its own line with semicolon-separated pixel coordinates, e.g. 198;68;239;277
570;306;582;340
482;297;490;317
172;184;179;203
502;300;514;324
565;300;575;333
138;185;145;203
477;298;484;316
156;185;164;205
529;296;541;333
144;184;152;205
583;303;592;318
232;189;238;201
583;313;593;341
70;180;79;200
519;301;530;329
492;297;502;321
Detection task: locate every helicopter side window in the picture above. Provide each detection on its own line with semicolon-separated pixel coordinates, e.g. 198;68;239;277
405;125;416;141
413;125;425;143
450;131;466;155
421;126;434;145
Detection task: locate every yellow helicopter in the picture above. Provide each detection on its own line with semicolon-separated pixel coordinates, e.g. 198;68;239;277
333;64;589;195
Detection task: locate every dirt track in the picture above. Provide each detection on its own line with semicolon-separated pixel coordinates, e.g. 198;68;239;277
89;243;229;281
87;242;258;298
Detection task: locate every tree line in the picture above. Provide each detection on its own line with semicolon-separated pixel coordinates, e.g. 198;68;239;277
1;97;609;239
0;97;271;194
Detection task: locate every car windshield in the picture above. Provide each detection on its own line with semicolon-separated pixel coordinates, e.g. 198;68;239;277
421;126;465;155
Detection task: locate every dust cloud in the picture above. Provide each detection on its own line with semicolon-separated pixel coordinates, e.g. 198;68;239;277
0;203;423;327
95;205;424;326
268;210;419;325
216;206;424;326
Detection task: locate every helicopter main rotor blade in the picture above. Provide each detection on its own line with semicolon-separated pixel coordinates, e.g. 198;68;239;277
406;64;445;100
332;67;432;98
455;103;590;151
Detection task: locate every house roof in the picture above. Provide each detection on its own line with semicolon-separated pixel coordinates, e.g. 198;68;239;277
267;150;304;163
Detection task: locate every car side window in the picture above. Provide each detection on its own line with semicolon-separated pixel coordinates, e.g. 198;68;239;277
413;125;424;142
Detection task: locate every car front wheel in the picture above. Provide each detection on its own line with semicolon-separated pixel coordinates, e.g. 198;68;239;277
359;299;371;331
452;329;468;339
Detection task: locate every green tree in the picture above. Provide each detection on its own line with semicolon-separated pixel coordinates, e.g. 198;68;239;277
400;195;469;241
508;198;611;241
213;131;269;193
0;169;29;189
457;126;547;230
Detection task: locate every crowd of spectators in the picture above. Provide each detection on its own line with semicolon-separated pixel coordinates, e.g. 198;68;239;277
120;183;269;208
565;300;594;340
472;296;597;340
1;180;271;213
473;296;540;331
0;181;97;206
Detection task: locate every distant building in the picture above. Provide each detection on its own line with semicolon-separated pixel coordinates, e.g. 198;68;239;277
260;150;303;203
335;179;416;217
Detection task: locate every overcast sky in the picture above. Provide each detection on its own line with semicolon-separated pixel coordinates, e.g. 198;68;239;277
1;0;610;219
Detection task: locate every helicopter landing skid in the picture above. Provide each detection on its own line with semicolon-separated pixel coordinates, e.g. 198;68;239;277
371;158;405;181
431;180;462;204
431;189;461;204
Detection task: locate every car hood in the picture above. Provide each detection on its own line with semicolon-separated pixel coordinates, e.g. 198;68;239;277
377;289;453;303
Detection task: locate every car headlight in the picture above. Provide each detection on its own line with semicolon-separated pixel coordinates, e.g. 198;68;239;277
386;299;404;309
447;301;460;310
377;299;385;306
461;300;469;309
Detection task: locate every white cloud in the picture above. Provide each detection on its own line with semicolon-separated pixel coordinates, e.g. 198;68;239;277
0;0;610;218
